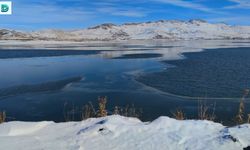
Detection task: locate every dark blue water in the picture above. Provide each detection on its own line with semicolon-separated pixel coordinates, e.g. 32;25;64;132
113;53;163;59
137;47;250;98
0;49;99;59
0;46;249;125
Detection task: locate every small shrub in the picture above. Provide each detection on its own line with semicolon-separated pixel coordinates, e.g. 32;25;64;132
0;111;6;123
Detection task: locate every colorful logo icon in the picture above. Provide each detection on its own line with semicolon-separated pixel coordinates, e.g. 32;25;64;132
0;2;12;15
1;4;9;12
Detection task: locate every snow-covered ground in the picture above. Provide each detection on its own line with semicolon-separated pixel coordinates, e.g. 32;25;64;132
0;115;249;150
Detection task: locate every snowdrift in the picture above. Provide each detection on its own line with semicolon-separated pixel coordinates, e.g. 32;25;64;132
0;115;249;150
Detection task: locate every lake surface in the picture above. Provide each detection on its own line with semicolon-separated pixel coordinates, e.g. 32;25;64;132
137;47;250;98
0;40;249;125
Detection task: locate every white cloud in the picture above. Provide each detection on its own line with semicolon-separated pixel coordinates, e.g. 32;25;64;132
225;0;250;9
207;16;250;25
97;7;147;17
152;0;215;12
0;2;94;24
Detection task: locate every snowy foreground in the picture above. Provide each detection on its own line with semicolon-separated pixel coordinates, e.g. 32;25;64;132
0;115;249;150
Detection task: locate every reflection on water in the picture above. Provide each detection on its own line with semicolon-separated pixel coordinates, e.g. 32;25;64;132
0;40;250;125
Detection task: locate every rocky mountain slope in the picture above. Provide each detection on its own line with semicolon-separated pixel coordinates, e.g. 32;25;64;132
0;29;32;40
1;20;250;41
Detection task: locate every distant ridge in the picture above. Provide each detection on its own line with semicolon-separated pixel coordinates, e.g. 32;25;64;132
1;19;250;41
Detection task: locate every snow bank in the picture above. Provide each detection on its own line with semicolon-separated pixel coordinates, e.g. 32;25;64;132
0;115;249;150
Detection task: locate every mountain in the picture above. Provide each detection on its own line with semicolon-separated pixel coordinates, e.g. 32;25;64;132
1;20;250;41
0;29;32;40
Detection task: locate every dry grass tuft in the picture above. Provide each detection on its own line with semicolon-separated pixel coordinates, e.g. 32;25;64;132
0;111;6;123
97;97;108;117
62;91;250;125
63;97;142;121
113;106;119;115
235;100;245;124
113;104;142;118
235;89;249;124
63;102;79;122
172;109;185;120
198;100;216;121
81;102;96;120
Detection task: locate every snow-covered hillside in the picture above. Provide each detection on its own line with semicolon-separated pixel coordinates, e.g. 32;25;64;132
0;115;249;150
0;29;32;40
1;20;250;41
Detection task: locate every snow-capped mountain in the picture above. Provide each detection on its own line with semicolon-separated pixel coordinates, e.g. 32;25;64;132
1;20;250;41
0;29;32;40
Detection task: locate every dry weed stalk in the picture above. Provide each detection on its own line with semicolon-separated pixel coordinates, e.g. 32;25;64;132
235;89;249;124
172;109;185;120
63;102;70;122
235;100;245;124
63;102;79;122
63;97;142;121
97;97;108;117
113;106;119;115
113;104;142;118
0;111;6;123
81;102;96;120
198;100;216;121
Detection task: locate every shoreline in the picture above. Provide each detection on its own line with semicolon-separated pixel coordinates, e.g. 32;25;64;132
0;39;250;50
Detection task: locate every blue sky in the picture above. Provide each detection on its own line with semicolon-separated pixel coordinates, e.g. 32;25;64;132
0;0;250;30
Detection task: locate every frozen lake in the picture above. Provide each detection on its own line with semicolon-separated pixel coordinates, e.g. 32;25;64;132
0;40;250;125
